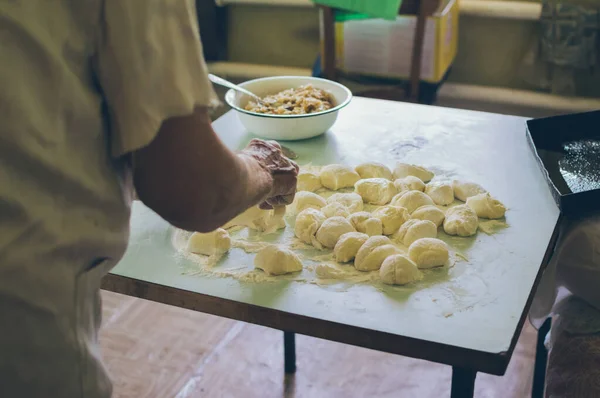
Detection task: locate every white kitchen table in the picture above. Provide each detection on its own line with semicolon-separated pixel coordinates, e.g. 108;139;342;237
102;98;561;398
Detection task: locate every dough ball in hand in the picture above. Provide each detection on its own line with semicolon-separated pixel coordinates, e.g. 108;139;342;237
408;238;449;269
315;216;356;249
327;192;364;213
347;212;384;236
334;232;369;263
355;162;393;180
187;229;231;256
380;255;423;285
322;202;350;218
391;191;434;214
393;176;425;193
293;191;326;213
354;236;400;271
411;205;445;227
297;171;322;192
452;180;486;202
320;164;361;190
425;182;454;206
394;219;437;246
354;178;397;205
294;208;326;245
393;163;434;182
443;204;478;237
254;245;303;276
371;205;410;235
466;193;506;219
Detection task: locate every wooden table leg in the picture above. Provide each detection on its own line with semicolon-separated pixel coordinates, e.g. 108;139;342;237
532;318;551;398
284;331;297;374
451;367;477;398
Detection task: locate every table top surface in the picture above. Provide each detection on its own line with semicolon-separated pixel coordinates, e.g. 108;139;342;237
107;98;560;374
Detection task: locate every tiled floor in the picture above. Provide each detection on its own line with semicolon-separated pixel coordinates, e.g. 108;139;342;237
100;290;537;398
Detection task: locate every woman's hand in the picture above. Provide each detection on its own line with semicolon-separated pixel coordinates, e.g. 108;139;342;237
241;139;299;209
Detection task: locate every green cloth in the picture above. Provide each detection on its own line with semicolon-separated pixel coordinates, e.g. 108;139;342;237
313;0;403;20
334;10;371;22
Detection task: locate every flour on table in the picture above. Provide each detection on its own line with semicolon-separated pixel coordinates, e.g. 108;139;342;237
173;162;508;296
478;219;509;235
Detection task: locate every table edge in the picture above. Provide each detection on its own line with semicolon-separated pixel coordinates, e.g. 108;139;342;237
101;273;510;375
501;214;563;365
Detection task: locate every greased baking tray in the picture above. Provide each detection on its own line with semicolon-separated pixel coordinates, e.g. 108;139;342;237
526;110;600;217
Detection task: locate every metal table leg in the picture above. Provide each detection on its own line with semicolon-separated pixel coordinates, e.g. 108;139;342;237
532;318;551;398
451;367;477;398
284;331;297;374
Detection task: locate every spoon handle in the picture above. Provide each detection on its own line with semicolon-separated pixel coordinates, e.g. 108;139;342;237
208;74;262;102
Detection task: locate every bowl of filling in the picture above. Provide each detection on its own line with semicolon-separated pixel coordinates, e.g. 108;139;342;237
224;76;352;141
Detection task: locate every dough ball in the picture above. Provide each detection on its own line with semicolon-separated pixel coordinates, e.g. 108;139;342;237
315;216;356;249
347;212;384;236
327;192;364;213
294;208;326;245
452;180;486;202
443;204;478;237
393;163;434;182
391;191;434;214
364;217;384;236
322;202;351;218
187;228;231;256
334;232;369;263
393;176;425;192
425;182;454;206
293;191;326;213
355;162;393;180
466;193;507;219
408;238;449;269
223;206;286;233
354;236;400;271
297;171;322;192
254;245;303;275
394;219;437;246
354;178;397;205
380;255;423;285
371;205;410;235
320;164;361;190
347;211;369;230
411;205;445;227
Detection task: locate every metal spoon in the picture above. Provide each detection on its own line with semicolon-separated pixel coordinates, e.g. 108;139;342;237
279;145;298;160
208;74;264;104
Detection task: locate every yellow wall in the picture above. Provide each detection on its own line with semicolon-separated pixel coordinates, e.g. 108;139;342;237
227;6;320;68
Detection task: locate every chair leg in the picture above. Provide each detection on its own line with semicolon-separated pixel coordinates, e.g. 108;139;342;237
408;0;428;102
532;318;552;398
319;7;337;81
284;331;297;374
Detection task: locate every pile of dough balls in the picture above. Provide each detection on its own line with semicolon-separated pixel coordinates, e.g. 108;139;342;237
286;161;508;284
185;160;507;285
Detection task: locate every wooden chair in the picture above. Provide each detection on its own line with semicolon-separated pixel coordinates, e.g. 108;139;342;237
319;0;441;104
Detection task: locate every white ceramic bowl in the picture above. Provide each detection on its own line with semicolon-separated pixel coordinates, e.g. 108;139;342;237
224;76;352;141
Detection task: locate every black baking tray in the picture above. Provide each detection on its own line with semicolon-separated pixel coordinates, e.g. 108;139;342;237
526;110;600;217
